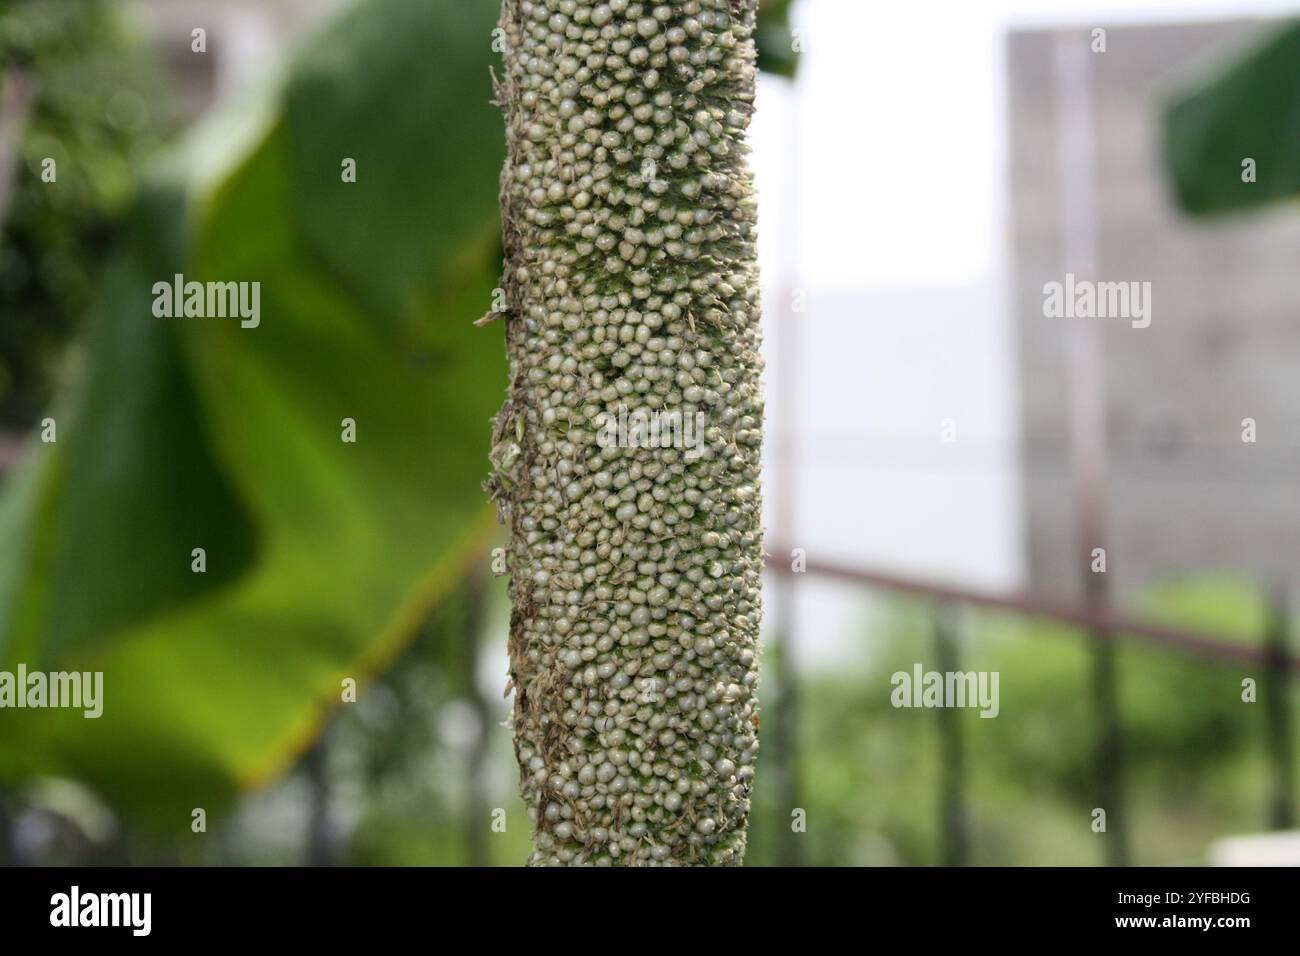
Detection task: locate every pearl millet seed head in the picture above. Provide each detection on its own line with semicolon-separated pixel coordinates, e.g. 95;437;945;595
488;0;763;867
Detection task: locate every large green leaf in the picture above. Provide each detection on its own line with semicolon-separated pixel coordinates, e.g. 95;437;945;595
756;0;800;79
1164;20;1300;216
0;0;507;827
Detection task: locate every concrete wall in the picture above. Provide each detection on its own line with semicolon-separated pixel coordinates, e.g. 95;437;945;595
1009;19;1300;603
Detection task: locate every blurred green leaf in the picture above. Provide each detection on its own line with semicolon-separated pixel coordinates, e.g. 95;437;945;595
757;0;799;80
1164;20;1300;216
0;0;506;827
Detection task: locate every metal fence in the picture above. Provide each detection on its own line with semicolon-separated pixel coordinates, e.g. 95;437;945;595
763;545;1298;866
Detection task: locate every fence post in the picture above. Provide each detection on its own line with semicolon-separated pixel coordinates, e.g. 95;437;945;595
304;739;336;866
1089;626;1128;866
462;563;491;867
0;788;13;865
1264;588;1295;831
934;600;968;866
769;582;802;867
1050;29;1128;868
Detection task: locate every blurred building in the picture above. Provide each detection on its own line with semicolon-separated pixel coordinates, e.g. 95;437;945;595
1009;18;1300;603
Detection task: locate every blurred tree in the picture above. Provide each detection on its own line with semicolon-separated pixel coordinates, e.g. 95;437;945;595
0;0;169;429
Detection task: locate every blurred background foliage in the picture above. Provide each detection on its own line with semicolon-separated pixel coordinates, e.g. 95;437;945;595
745;580;1288;867
0;0;509;830
0;0;173;428
0;0;1295;866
